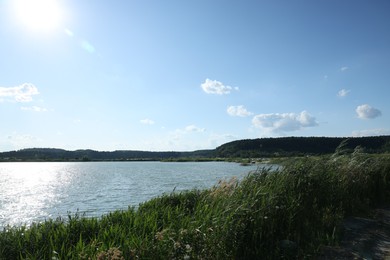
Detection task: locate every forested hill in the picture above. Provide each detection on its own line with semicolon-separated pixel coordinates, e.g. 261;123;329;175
215;136;390;158
1;136;389;161
0;148;215;161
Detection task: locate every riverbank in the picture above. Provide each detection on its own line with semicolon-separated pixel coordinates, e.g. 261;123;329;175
318;206;390;259
1;153;389;259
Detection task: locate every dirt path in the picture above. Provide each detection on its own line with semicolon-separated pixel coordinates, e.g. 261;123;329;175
317;207;390;259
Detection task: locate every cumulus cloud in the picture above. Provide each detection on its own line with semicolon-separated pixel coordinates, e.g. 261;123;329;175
6;133;41;149
352;128;390;137
185;125;205;132
0;83;39;102
167;125;206;149
337;89;350;97
207;133;236;148
356;104;382;119
252;111;318;133
200;79;237;95
140;118;155;125
21;106;48;112
172;125;206;140
227;105;253;117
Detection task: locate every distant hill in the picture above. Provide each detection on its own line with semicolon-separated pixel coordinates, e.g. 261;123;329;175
215;136;390;158
0;148;215;161
1;136;389;161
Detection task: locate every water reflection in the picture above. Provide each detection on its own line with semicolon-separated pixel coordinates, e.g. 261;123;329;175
0;162;74;228
0;161;260;229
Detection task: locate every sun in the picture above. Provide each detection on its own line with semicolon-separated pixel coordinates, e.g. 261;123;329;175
13;0;63;32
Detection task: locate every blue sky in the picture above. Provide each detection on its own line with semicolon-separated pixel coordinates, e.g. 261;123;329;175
1;0;390;152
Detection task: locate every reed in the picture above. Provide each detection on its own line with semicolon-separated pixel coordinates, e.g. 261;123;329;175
1;153;389;259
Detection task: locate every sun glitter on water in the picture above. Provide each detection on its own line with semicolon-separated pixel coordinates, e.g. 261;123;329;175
12;0;63;32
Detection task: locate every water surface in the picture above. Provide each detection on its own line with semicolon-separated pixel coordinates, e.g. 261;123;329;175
0;161;260;229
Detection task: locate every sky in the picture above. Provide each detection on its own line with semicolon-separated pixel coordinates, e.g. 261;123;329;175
1;0;390;152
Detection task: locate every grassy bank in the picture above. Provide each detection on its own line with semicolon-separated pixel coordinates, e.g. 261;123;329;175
1;153;389;259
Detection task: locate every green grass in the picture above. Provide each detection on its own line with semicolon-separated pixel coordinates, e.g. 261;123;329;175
1;152;389;259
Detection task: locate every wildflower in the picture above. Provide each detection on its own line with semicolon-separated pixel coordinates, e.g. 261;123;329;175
155;231;164;241
185;244;192;252
155;229;168;241
174;241;181;250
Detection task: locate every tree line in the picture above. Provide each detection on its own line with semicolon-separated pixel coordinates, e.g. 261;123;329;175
0;148;214;161
1;136;389;161
215;136;390;158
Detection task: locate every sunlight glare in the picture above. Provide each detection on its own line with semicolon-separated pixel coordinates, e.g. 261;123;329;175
0;162;68;227
13;0;63;32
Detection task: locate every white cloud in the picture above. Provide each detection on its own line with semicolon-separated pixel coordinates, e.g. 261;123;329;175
356;104;382;119
151;125;207;151
352;128;390;137
140;118;155;125
140;133;216;152
227;105;253;117
337;89;350;97
252;111;318;133
172;125;206;140
185;125;205;132
6;133;41;149
200;79;237;95
206;133;237;148
0;83;39;102
340;66;348;72
21;106;47;112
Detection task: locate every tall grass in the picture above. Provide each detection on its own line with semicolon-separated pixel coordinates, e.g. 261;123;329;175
1;153;389;259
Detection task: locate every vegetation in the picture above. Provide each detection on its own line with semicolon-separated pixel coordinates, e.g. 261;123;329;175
1;151;389;259
1;136;389;161
215;136;390;158
0;148;215;162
